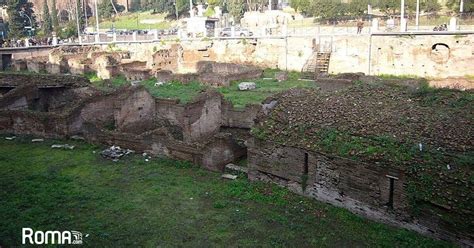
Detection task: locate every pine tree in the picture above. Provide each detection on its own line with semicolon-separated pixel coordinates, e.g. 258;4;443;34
51;0;59;30
76;0;84;31
42;0;52;34
6;0;36;38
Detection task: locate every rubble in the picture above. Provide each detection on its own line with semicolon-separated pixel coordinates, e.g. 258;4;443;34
238;82;256;91
275;72;288;82
71;135;85;141
32;139;44;142
100;145;135;161
225;163;248;173
221;174;238;180
5;136;16;140
51;144;75;150
255;85;473;153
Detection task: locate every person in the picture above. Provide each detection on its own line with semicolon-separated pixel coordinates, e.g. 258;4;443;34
357;19;364;34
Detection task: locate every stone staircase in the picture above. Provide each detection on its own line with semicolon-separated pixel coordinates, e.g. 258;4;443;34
300;52;331;80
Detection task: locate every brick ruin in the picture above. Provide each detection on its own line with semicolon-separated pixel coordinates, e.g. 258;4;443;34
248;85;473;246
0;73;260;171
8;45;263;86
1;45;472;246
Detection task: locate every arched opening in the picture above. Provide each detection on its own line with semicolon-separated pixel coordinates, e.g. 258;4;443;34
430;43;450;63
431;43;450;50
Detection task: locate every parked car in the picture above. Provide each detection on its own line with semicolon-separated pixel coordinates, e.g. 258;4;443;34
220;27;253;37
106;30;115;38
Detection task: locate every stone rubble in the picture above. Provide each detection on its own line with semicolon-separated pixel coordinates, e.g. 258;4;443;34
100;145;135;161
221;174;238;180
51;144;75;150
71;135;85;141
238;82;256;91
275;71;288;82
32;139;44;142
225;163;248;173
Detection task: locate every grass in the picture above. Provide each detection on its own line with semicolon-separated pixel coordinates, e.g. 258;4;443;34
84;69;317;107
376;74;420;80
219;70;316;109
413;82;474;107
98;11;174;30
141;79;208;103
0;136;453;247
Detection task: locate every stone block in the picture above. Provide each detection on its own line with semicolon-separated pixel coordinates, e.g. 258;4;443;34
238;82;256;91
275;71;288;82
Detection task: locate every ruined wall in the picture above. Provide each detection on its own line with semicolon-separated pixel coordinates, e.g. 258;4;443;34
221;102;260;129
154;91;224;142
168;34;474;78
248;139;472;246
0;82;249;171
148;45;179;73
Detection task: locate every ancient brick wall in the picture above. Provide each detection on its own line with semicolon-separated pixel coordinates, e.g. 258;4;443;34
248;138;472;246
221;102;260;129
248;138;412;228
149;45;179;73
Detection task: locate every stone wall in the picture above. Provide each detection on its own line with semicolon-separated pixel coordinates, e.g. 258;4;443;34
4;33;473;79
221;102;261;129
127;34;473;79
248;139;473;246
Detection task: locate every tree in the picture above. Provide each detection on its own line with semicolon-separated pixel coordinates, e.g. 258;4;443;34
6;0;36;37
51;0;59;30
98;0;115;18
373;0;400;15
446;0;474;13
42;0;52;34
290;0;312;15
225;0;245;21
306;0;347;21
421;0;441;13
76;0;84;31
348;0;369;16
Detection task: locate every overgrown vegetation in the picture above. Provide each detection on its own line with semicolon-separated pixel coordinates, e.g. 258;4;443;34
0;137;453;246
251;82;473;233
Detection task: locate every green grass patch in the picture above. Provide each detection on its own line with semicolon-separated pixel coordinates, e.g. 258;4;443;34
413;82;474;107
219;70;316;109
376;74;420;80
141;79;208;103
99;11;174;30
0;137;452;247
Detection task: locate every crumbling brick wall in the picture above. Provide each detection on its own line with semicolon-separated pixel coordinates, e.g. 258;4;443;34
247;138;472;246
149;45;179;73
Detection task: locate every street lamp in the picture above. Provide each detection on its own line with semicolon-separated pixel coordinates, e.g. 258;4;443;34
19;10;34;36
400;0;406;32
94;0;99;42
415;0;420;30
75;0;82;44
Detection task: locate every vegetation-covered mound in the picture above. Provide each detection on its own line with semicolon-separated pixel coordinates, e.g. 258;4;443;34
252;83;473;232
